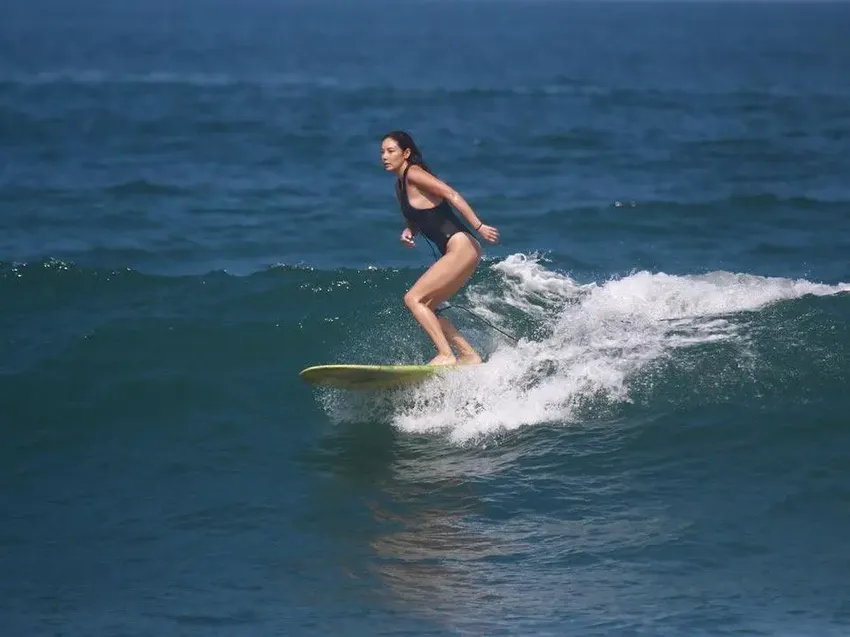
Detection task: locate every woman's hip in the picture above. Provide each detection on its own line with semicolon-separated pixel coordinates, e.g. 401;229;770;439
444;231;481;263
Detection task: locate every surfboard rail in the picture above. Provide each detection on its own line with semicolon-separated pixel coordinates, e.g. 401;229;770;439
299;363;460;389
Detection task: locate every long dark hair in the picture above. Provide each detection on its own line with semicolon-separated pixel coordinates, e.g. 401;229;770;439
382;130;431;172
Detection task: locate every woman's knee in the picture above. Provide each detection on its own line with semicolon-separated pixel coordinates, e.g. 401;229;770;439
406;289;440;311
404;289;422;309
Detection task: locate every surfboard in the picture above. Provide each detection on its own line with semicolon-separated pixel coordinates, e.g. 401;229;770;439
299;363;460;389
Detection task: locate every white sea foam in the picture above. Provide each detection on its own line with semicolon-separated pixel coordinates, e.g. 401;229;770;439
326;254;850;442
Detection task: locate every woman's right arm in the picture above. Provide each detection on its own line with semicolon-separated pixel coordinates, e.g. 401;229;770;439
401;226;416;248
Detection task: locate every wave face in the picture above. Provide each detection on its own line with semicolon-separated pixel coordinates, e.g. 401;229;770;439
7;257;849;636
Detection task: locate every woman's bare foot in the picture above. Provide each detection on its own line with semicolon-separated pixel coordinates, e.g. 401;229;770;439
434;318;480;366
429;353;457;366
457;352;482;365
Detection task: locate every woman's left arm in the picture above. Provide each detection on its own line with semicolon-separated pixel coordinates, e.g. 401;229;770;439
407;166;499;243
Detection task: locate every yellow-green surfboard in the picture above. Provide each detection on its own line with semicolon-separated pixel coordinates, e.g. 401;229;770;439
299;364;459;390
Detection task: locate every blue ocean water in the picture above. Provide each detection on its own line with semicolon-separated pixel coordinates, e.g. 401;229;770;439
2;1;850;635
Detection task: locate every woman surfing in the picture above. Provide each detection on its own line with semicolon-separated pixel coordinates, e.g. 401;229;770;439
380;131;500;366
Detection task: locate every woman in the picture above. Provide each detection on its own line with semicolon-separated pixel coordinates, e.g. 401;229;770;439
380;130;500;366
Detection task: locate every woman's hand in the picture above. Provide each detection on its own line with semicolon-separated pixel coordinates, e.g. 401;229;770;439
477;223;499;244
400;227;415;248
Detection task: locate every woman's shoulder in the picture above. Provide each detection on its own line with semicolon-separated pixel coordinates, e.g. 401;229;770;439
406;164;439;185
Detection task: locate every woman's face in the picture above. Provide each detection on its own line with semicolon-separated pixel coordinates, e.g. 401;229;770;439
380;137;409;172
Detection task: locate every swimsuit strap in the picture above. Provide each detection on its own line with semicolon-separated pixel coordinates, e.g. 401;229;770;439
400;164;412;203
396;165;416;230
396;164;411;208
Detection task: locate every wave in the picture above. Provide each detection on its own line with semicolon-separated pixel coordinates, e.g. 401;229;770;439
0;70;344;89
319;254;850;442
104;179;188;196
4;70;850;101
556;195;850;224
4;257;849;444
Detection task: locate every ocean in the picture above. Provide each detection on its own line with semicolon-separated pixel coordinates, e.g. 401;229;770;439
2;1;849;635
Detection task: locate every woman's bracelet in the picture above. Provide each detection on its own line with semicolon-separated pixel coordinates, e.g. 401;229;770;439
476;221;483;231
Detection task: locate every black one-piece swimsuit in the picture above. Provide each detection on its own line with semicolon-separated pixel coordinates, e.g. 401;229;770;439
396;165;471;256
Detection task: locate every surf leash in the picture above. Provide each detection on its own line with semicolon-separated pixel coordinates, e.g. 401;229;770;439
438;301;518;344
423;236;519;344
